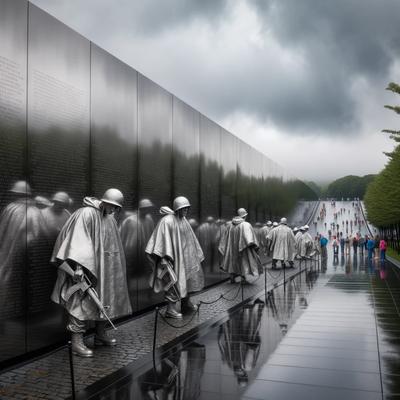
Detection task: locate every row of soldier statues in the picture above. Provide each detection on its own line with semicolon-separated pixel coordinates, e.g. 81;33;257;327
0;181;315;357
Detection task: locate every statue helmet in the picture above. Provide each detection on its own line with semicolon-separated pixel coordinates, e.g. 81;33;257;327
280;217;288;225
304;224;309;230
273;222;278;227
101;188;124;208
52;191;70;205
237;208;248;218
35;196;52;207
139;198;154;209
173;196;191;212
10;180;32;195
188;218;199;229
293;227;298;232
266;220;272;226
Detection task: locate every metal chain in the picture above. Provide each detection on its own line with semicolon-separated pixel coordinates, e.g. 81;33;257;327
221;282;243;301
267;268;283;279
158;304;202;329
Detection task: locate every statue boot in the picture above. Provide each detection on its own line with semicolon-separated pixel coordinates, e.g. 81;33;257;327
182;296;198;313
165;301;183;319
71;333;93;358
95;321;117;346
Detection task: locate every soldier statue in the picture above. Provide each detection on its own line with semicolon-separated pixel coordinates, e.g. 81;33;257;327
51;189;132;357
145;196;204;319
218;208;262;283
268;217;296;269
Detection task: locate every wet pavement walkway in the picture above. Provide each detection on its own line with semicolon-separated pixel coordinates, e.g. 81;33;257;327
0;249;311;399
2;201;400;399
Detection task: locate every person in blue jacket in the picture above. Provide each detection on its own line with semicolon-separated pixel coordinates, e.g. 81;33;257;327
367;236;375;260
320;235;328;259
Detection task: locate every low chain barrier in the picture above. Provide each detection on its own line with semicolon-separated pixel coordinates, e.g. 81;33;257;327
158;304;203;329
150;257;317;373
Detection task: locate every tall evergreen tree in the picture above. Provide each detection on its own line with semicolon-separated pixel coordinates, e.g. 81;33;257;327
382;82;400;158
365;82;400;227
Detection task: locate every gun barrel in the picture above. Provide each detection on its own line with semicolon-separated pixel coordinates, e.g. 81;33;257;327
86;288;117;330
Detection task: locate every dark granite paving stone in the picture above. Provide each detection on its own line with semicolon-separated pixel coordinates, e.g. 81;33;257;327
244;380;382;400
297;314;376;321
255;364;381;392
291;319;377;329
286;331;378;343
267;353;380;373
279;336;378;352
290;324;377;336
309;310;375;315
275;343;380;361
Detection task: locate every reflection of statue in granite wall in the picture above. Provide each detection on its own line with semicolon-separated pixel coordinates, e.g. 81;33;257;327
197;216;219;273
120;199;155;298
139;344;206;400
41;192;71;238
0;181;49;318
27;192;72;316
218;301;264;386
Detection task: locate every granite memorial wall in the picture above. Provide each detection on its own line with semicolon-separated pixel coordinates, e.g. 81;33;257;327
0;0;316;365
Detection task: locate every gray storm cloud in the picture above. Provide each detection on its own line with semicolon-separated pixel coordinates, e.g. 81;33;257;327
31;0;400;139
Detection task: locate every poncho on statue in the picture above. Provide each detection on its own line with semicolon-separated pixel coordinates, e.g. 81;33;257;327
218;216;261;276
299;231;314;257
51;197;132;321
269;224;296;262
145;207;204;299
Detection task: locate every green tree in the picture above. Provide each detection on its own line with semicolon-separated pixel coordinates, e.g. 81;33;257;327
382;82;400;158
325;175;375;199
364;82;400;228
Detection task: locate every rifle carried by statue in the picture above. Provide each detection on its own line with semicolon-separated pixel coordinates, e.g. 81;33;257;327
59;261;117;330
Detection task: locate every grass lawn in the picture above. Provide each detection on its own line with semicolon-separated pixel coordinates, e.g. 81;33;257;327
387;247;400;263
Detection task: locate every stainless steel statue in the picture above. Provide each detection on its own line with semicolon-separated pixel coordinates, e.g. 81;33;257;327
51;188;132;357
268;217;296;269
218;208;262;283
145;196;204;319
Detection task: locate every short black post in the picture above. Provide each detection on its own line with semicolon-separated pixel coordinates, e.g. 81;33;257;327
68;341;76;400
152;307;159;372
264;265;268;302
283;264;286;292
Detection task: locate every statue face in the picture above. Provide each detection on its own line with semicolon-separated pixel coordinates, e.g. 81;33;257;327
178;207;189;218
102;202;119;215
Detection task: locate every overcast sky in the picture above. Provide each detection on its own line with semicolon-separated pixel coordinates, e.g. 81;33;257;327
30;0;400;183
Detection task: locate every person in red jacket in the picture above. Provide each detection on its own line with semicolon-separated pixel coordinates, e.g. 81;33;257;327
379;238;387;262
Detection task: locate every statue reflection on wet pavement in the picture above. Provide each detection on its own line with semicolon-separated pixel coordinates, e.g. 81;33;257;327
218;300;265;386
138;343;206;400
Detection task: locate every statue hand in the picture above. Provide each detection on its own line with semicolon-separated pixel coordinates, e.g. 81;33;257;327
73;265;84;282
